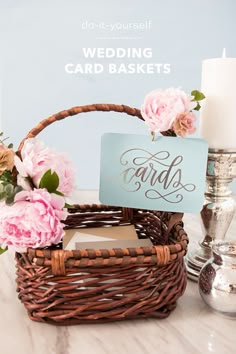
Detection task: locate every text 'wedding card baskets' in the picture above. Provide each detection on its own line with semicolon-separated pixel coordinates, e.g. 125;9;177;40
0;88;207;325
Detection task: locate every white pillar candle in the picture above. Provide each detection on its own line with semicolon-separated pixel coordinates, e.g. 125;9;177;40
200;55;236;149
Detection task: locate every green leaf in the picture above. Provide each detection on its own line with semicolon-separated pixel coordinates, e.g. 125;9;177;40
7;143;13;149
5;195;15;205
0;192;6;200
39;169;59;193
0;247;7;255
5;184;14;195
54;190;64;196
64;203;73;208
191;90;205;102
0;170;13;185
193;102;201;111
0;183;22;204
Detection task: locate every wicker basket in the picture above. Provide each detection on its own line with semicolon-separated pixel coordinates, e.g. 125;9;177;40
15;104;188;325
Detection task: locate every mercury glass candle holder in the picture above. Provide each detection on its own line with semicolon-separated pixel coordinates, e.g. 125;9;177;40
186;149;236;281
199;240;236;317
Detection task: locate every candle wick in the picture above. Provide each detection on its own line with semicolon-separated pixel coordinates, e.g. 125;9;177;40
222;48;226;58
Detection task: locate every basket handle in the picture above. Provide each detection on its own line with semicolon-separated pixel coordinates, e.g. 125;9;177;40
18;104;142;152
17;103;173;152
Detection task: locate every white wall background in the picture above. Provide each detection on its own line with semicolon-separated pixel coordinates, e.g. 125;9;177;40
0;0;235;191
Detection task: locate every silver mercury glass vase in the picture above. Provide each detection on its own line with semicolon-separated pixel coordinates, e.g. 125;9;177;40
199;240;236;317
186;149;236;281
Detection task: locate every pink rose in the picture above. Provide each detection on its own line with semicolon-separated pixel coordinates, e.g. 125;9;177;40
0;144;15;175
0;189;67;252
172;112;196;137
141;88;197;133
15;138;76;196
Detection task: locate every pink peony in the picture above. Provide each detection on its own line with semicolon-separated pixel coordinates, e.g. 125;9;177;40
15;138;76;196
172;112;196;137
141;88;197;133
0;189;67;252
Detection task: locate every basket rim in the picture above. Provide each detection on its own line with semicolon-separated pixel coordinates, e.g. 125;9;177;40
19;203;188;275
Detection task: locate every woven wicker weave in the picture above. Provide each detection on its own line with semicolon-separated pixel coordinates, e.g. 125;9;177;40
15;104;188;325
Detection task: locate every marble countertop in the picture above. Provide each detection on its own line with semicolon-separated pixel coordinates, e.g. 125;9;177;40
0;191;236;354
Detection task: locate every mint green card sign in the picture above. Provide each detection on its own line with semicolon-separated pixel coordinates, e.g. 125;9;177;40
99;133;208;213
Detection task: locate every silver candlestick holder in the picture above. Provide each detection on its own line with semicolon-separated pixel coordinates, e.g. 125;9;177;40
186;149;236;281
